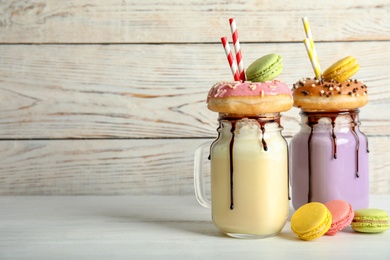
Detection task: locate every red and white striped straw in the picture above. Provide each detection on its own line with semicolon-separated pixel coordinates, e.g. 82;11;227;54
229;18;245;81
221;37;240;81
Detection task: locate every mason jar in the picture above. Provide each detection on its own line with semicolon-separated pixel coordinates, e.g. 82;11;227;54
194;113;289;238
290;109;369;210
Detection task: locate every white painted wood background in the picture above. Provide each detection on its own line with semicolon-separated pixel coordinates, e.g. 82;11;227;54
0;0;389;195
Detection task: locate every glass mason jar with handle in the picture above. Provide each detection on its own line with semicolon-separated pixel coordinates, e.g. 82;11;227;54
194;113;290;238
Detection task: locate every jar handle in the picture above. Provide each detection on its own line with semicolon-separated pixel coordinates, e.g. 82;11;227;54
194;141;212;208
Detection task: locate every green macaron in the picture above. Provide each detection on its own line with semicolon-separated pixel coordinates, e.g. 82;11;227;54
351;208;390;233
246;53;283;82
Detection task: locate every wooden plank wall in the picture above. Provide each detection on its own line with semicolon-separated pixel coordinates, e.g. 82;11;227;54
0;0;389;195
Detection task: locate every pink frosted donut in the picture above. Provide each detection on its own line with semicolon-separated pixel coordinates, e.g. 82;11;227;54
207;80;293;115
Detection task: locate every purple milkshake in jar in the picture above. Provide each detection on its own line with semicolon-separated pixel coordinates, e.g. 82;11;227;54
290;56;369;210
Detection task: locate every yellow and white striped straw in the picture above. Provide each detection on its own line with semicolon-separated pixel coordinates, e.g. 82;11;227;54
302;17;322;79
302;17;313;44
303;38;322;79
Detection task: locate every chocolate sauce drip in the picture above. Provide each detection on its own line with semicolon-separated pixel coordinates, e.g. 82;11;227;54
304;110;368;203
211;114;289;210
365;136;370;153
306;114;337;202
349;113;371;178
330;118;337;159
307;126;314;203
350;127;360;178
259;123;268;151
229;122;236;210
350;113;370;153
348;113;360;177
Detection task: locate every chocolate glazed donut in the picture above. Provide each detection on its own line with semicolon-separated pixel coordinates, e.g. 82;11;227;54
292;78;368;112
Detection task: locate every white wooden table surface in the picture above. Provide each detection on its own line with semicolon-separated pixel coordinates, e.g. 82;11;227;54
1;195;389;259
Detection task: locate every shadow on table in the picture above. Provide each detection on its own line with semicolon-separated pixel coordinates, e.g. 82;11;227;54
93;196;302;240
93;196;226;238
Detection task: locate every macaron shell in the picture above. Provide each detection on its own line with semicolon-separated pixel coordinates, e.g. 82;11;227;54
323;56;354;78
325;200;354;236
291;202;332;240
351;222;390;233
246;54;283;82
332;63;360;83
351;208;390;233
323;56;359;82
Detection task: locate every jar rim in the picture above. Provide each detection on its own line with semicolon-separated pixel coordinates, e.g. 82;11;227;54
218;112;281;121
299;108;361;128
299;109;360;117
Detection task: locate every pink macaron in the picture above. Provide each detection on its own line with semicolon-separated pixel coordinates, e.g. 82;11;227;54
324;200;354;236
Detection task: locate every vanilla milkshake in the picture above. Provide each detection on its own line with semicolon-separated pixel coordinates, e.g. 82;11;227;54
210;115;289;237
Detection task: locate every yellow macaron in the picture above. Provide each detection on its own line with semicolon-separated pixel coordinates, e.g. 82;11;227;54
323;56;360;82
291;202;332;240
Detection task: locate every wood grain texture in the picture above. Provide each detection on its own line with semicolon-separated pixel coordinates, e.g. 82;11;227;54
1;196;389;258
0;139;203;195
0;0;389;43
1;42;389;138
0;138;388;195
0;0;389;195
